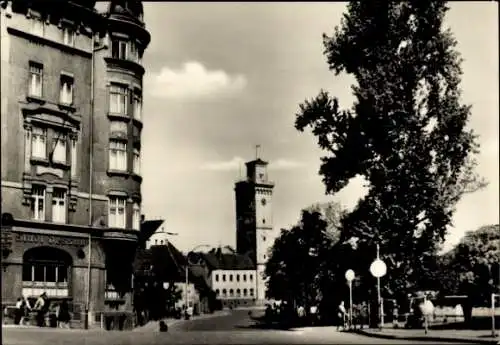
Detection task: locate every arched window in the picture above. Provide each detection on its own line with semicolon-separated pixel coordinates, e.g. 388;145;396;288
249;288;254;297
160;240;164;245
236;288;241;297
222;289;227;297
229;274;233;282
249;274;253;281
215;289;220;296
229;289;234;297
22;247;72;298
243;288;248;296
222;274;226;282
243;274;247;281
236;274;240;282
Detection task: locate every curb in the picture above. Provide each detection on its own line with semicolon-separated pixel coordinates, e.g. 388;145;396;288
354;329;499;344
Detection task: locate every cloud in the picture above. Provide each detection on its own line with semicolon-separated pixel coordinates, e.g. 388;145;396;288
200;156;245;171
268;159;305;170
147;62;247;99
200;157;304;172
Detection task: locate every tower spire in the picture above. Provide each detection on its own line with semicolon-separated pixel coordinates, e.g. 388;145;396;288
255;144;261;160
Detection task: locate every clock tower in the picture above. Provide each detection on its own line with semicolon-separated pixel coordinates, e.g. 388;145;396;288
235;154;276;302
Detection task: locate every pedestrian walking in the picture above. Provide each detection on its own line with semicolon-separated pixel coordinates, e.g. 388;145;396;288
56;300;71;328
337;301;347;331
14;297;24;325
33;292;48;327
309;304;318;326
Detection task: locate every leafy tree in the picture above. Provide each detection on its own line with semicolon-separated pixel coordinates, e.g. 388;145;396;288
439;224;500;324
295;1;486;305
265;209;338;308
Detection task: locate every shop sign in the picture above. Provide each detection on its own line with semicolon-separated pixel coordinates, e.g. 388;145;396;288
15;233;86;247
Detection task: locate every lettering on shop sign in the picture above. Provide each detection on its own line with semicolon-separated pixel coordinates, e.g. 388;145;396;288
16;233;86;247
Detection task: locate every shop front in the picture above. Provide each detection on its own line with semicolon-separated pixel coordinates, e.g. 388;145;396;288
1;217;137;329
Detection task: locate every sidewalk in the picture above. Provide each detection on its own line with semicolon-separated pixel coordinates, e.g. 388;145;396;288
132;310;231;332
355;327;500;344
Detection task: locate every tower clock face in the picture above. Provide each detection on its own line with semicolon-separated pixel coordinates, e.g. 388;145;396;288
261;198;266;206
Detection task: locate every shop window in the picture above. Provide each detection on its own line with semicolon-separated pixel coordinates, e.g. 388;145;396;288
22;247;71;298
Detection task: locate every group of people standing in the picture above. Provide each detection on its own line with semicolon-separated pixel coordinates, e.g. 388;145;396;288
13;292;71;328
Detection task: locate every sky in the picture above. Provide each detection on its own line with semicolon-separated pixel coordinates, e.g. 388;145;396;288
99;2;499;253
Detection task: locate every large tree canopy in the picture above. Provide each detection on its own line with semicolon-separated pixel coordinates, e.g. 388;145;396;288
265;202;345;306
295;1;485;301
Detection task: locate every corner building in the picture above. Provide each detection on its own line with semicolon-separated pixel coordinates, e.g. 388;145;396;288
0;0;150;329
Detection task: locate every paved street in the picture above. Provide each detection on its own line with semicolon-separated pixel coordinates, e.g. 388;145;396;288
2;308;469;344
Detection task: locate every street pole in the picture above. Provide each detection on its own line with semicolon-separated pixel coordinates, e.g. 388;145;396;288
492;293;496;338
349;280;353;329
185;265;189;310
376;243;382;330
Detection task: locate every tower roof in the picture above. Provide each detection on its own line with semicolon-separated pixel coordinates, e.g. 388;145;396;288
108;0;144;22
246;158;268;166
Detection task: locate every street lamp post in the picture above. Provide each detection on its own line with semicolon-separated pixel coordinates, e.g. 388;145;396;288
345;269;355;329
369;243;387;330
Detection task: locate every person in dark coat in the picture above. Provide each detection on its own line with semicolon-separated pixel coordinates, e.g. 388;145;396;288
57;300;71;328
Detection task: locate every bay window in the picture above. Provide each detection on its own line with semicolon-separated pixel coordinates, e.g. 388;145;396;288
31;127;46;159
132;202;141;230
109;84;128;114
31;185;45;221
129;41;139;62
51;132;67;163
52;188;66;223
109;140;127;171
108;196;126;228
111;39;128;60
133;91;142;120
133;148;140;175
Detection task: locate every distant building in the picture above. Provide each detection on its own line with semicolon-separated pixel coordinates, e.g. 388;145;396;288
234;157;280;302
133;240;216;317
191;246;257;309
146;227;171;249
0;0;150;329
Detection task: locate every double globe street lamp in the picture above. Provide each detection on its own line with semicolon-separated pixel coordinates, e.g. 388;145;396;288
369;243;387;330
345;269;355;329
